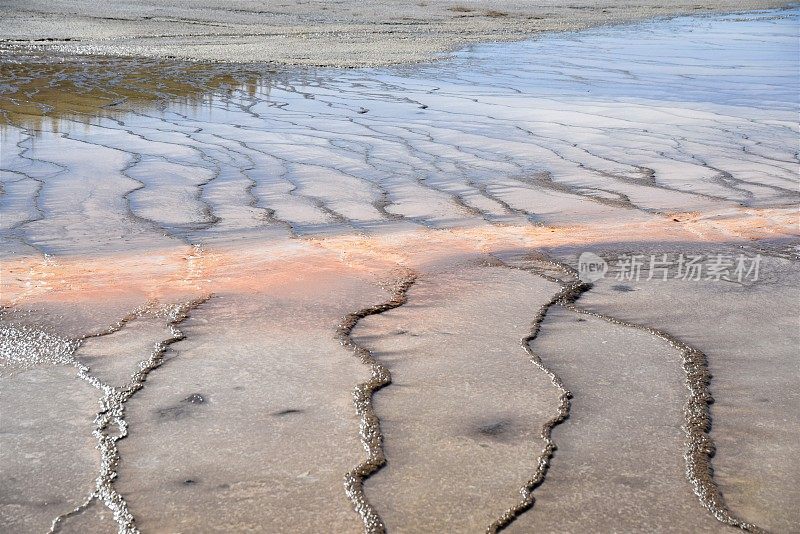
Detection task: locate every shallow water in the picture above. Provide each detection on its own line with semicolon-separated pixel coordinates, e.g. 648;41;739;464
1;9;798;534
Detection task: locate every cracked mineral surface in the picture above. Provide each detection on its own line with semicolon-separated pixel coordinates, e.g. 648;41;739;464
1;7;798;534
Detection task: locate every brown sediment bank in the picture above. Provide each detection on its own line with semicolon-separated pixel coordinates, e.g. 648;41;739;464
0;0;794;66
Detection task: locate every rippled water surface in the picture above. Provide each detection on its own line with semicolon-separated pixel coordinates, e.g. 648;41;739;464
0;9;798;534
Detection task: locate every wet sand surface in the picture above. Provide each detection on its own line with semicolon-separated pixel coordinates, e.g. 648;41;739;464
1;9;799;534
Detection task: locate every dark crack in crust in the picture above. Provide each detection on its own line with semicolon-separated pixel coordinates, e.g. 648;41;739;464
488;255;765;533
336;271;417;534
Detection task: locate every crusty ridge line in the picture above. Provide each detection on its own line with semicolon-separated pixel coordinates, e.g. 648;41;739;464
336;271;417;534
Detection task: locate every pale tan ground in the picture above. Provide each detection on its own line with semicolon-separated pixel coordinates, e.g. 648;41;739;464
0;0;794;65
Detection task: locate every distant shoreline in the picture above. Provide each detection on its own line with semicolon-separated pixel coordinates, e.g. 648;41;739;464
0;0;794;67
